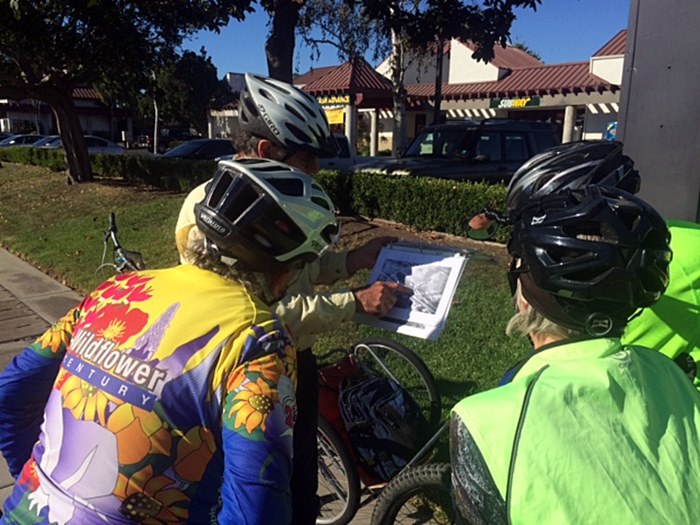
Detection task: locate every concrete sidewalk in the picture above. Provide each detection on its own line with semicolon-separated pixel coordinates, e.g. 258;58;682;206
0;248;82;506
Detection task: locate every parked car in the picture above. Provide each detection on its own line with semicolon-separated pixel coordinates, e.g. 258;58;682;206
40;135;125;155
0;132;14;142
352;119;559;184
31;135;60;148
162;138;235;160
318;133;356;172
0;134;46;147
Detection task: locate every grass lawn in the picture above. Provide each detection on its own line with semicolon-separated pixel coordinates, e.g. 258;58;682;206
0;162;531;460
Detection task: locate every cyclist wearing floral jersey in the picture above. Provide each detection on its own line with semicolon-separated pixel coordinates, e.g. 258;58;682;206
176;73;406;525
0;160;338;524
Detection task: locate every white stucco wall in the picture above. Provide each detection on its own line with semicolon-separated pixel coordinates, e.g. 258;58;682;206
448;39;500;83
376;53;447;85
590;55;624;85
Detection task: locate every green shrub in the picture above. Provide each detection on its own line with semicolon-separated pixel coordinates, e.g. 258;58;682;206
317;170;509;240
3;150;510;242
0;146;66;170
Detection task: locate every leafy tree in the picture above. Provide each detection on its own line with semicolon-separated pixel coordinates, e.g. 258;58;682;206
297;0;389;64
148;50;233;135
0;1;252;183
350;0;542;153
513;41;543;62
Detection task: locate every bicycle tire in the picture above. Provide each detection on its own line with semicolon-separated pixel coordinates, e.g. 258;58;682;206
352;338;442;429
370;463;456;525
316;417;361;525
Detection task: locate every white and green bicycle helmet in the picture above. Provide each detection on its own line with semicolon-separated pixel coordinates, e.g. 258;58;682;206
238;73;338;157
195;159;339;271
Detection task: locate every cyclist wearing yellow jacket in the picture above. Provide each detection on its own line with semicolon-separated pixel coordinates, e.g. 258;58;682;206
175;73;407;525
0;160;339;524
452;186;700;524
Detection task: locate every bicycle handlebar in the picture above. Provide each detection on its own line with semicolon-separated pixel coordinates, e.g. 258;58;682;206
102;213;145;272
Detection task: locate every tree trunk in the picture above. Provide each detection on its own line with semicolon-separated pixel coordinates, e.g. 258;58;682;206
391;28;408;156
433;37;444;125
49;92;93;184
265;0;302;82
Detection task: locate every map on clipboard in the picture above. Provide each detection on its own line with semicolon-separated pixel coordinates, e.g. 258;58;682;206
353;242;470;340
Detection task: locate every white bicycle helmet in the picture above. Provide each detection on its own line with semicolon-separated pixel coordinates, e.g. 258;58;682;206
195;159;339;271
239;73;338;157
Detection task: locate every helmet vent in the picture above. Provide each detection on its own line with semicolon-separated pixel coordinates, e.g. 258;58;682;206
298;100;317;118
258;87;278;103
268;177;304;196
284;103;306;122
312;196;331;210
285;122;313;145
243;96;258;118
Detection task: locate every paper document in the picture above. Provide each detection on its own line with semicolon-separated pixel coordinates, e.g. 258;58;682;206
353;242;470;340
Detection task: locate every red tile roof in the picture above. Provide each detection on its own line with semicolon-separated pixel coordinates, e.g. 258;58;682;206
294;66;337;86
301;57;392;95
407;61;616;100
461;40;543;69
593;30;627;56
72;87;101;100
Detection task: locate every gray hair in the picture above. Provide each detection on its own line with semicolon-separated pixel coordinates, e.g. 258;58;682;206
183;226;275;304
506;281;582;341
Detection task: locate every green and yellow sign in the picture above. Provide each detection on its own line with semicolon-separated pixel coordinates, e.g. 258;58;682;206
489;96;540;109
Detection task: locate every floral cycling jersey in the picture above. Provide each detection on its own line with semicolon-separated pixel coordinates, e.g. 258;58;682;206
0;265;297;524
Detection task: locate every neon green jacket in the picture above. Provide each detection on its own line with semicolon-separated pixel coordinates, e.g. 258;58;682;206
175;180;356;350
623;220;700;389
451;338;700;525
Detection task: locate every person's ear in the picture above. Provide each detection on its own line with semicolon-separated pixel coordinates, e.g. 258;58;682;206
258;139;278;160
516;294;530;314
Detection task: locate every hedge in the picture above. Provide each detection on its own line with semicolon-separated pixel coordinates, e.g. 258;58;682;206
0;148;508;240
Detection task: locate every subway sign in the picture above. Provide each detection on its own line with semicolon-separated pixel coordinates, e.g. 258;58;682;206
317;94;351;106
489;96;540;109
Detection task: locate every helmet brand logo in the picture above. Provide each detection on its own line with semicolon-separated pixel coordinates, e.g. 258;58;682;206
258;104;280;136
199;213;227;235
531;214;546;225
585;313;613;337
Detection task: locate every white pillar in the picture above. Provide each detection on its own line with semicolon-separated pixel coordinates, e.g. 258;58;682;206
344;104;357;154
370;110;378;156
562;105;576;143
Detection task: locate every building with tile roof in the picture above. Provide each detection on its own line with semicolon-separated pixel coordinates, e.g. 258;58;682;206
0;86;132;141
293;32;626;155
208;31;626;158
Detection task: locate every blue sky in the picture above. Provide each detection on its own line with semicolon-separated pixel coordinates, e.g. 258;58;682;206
182;0;630;77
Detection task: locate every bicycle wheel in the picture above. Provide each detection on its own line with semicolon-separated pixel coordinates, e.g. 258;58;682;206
352;338;442;429
316;417;361;525
370;463;456;525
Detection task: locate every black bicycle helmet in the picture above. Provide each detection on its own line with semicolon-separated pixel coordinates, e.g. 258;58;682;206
507;185;671;336
238;73;338;157
506;140;641;222
195;159;338;272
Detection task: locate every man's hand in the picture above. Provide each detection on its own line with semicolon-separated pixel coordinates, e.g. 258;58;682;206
353;281;412;317
346;236;398;275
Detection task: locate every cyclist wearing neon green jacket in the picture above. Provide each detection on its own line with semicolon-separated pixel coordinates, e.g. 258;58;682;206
478;140;700;389
0;160;339;524
452;186;700;524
